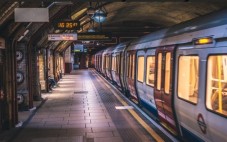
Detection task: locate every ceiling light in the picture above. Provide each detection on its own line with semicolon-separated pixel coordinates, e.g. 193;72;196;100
92;9;107;23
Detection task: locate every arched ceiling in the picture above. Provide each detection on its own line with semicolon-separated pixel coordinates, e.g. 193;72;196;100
0;1;227;54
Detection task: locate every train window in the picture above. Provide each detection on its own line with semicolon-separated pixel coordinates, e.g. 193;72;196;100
137;56;144;82
165;52;171;94
178;56;199;104
132;54;135;79
206;55;227;116
146;56;155;86
157;53;162;90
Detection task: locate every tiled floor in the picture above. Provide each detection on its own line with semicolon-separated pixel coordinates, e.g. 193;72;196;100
0;69;172;142
12;70;124;142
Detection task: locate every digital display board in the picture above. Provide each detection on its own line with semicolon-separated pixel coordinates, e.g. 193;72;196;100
54;20;80;30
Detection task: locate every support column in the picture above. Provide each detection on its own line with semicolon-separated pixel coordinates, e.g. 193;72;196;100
64;46;72;73
38;49;47;92
16;42;30;110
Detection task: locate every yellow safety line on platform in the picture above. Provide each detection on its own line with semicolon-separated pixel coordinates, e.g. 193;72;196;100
94;71;164;142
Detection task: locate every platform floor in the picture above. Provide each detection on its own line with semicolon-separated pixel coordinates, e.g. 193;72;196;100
0;69;175;142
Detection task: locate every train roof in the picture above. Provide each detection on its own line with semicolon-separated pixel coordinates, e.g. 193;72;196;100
128;9;227;49
95;49;105;55
112;42;130;53
103;46;115;55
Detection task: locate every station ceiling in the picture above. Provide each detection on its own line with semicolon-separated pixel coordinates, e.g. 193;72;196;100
0;0;227;54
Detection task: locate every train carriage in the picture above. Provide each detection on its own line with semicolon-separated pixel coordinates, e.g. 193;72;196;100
173;14;227;141
95;9;227;142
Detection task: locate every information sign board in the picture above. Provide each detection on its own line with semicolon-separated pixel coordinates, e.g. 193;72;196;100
48;34;77;41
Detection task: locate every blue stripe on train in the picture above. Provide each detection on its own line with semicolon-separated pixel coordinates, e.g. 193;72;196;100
181;126;205;142
140;99;158;118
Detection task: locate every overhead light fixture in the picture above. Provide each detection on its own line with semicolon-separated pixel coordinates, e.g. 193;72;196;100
93;9;107;23
91;2;107;23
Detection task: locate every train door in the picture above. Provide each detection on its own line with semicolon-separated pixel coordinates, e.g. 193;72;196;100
115;53;121;88
145;49;158;115
136;49;157;116
154;46;178;135
111;54;117;83
99;55;102;73
205;51;227;142
126;51;138;103
174;47;202;141
136;50;145;106
102;54;106;76
120;52;126;93
107;54;113;81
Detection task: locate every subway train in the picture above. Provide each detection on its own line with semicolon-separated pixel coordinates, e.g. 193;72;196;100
95;9;227;142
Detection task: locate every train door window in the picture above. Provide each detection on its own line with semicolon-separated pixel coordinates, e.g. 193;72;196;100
206;55;227;116
132;54;135;79
114;56;116;72
127;55;130;77
107;56;110;69
112;56;114;71
121;53;124;75
106;56;108;69
146;56;155;86
157;53;162;90
128;55;132;78
113;56;116;71
165;52;171;94
116;55;120;74
178;56;199;104
137;56;144;82
103;56;106;69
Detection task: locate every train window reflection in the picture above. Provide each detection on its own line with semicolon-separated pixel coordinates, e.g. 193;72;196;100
207;55;227;116
165;52;171;94
137;56;144;82
157;53;162;90
178;56;199;104
146;56;155;86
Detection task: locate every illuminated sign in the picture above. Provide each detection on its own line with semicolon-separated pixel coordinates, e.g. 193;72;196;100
78;32;111;40
73;44;84;52
48;34;77;41
54;20;80;30
194;37;213;45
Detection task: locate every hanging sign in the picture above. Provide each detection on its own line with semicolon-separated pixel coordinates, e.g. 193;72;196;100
15;8;49;22
54;20;80;30
48;34;77;41
77;32;111;40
